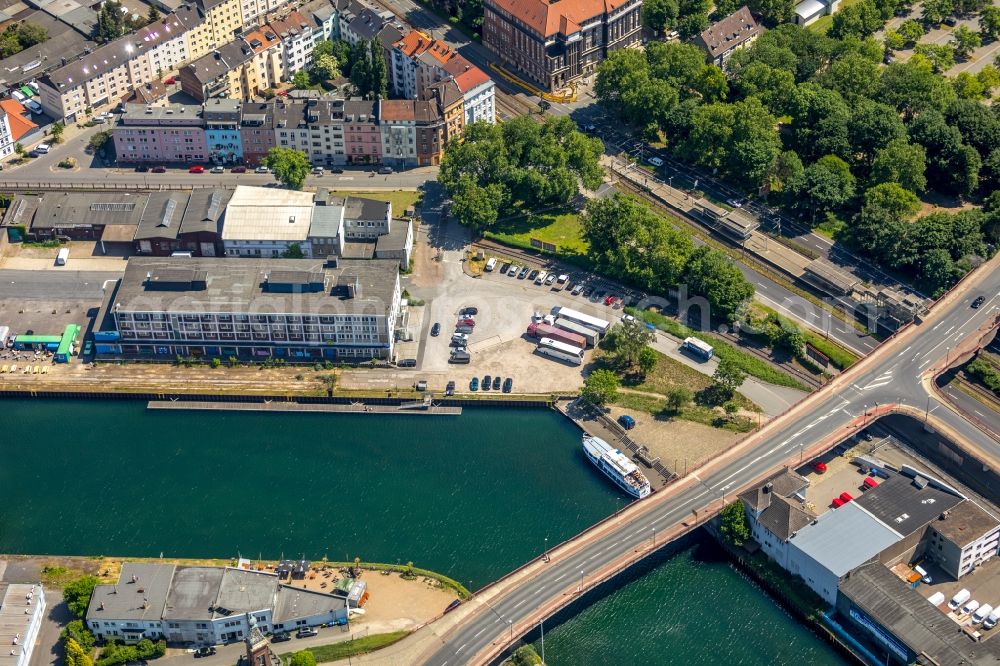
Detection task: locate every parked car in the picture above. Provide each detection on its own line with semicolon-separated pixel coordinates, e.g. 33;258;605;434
726;198;743;208
508;265;520;278
811;460;827;474
431;322;441;336
378;166;393;174
134;165;149;172
499;261;511;273
194;647;216;658
482;375;492;390
188;165;205;173
557;274;568;283
460;307;479;316
24;100;43;114
397;358;417;367
255;165;270;173
832;497;845;508
456;325;474;334
451;333;469;344
271;632;291;643
618;414;636;430
210;165;224;173
296;628;318;638
972;296;986;309
164;76;177;84
503;377;513;393
457;318;475;327
518;266;530;279
944;16;957;25
528;270;539;281
312;167;324;175
492;376;501;390
470;377;479;391
231;166;247;173
647;156;664;167
446;381;456;392
331;167;344;173
839;491;854;503
152;166;166;173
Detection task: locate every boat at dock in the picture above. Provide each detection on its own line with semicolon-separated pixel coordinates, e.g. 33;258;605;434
582;434;650;499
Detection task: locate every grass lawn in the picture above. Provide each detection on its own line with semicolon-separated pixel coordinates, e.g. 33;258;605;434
485;209;589;256
282;631;409;663
614;392;756;433
327;191;422;215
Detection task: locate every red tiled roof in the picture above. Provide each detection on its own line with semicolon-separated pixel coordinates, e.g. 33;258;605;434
0;99;37;142
380;100;416;121
488;0;631;38
452;64;491;93
394;31;432;57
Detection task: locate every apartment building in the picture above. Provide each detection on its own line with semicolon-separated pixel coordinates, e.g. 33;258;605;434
239;102;274;164
191;0;245;58
203;98;243;163
0;100;39;158
924;501;1000;579
112;103;207;163
239;0;284;28
378;99;444;168
694;6;761;69
103;256;402;361
343;98;381;165
482;0;642;90
266;10;317;76
337;1;392;45
425;79;464;145
179;39;256;102
244;26;285;90
38;10;191;121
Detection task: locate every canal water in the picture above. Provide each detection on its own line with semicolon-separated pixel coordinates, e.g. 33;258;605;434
536;540;848;666
1;399;843;662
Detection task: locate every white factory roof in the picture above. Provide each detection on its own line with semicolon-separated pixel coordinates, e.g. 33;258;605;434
222;186;315;242
0;584;43;666
789;501;902;578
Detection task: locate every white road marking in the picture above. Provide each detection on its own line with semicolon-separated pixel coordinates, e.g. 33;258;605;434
473;627;487;638
457;643;467;653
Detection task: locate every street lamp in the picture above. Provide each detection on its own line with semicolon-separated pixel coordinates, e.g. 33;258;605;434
651;527;656;547
543;537;549;563
508;619;513;642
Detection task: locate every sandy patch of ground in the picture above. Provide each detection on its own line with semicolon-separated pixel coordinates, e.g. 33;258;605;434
286;571;456;633
603;402;745;474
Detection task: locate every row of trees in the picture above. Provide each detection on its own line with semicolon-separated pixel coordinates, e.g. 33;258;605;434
94;1;159;43
595;25;999;295
581;194;754;322
0;22;47;59
292;39;387;99
439;117;604;229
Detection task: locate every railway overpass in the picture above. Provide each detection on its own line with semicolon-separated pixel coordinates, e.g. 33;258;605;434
349;255;1000;666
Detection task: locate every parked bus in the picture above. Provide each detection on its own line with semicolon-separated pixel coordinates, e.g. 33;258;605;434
551;306;610;334
526;323;586;349
553;318;600;348
681;336;714;361
536;337;584;365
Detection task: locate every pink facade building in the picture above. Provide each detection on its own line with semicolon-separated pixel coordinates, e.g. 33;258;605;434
343;99;381;165
113;103;208;163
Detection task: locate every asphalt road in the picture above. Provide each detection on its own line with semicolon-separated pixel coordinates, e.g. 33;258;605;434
423;266;1000;665
0;270;122;299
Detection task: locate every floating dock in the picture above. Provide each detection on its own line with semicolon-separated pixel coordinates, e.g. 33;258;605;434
147;400;462;415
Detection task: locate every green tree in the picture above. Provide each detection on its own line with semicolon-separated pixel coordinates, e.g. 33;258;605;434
953;72;986;99
677;0;710;37
147;5;160;22
852;183;920;260
61;620;96;652
879;56;957;117
821;52;881;101
720;501;751;546
64;576;99;618
510;645;543;666
263;147;311;190
369;38;388;99
897;19;924;45
288;651;317;666
770;150;805;193
829;0;884;39
748;0;795;25
449;176;504;230
683;246;755;323
951;26;981;60
604;319;656;371
65;638;93;666
638;347;659;375
883;29;906;51
921;0;953;25
909;109;981;196
849;99;907;168
665;386;692;413
311;54;339;81
915;43;956;73
14;142;25;158
89;130;111;151
50;121;64;143
292;69;311;89
788;83;852;162
981;6;1000;41
727;97;781;188
977;65;1000;96
94;0;126;42
282;243;305;258
733;61;795;116
945;98;1000;158
642;0;679;32
713;357;747;397
582;369;620;407
789;155;856;221
870;139;927;192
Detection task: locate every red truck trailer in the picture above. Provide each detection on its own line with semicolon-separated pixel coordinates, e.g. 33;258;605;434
526;323;586;349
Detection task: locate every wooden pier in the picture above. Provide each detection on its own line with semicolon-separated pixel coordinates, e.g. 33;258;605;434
147;400;462;415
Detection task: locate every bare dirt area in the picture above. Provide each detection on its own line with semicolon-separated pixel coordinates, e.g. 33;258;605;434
287;571;456;633
1;241;130;272
602;402;744;473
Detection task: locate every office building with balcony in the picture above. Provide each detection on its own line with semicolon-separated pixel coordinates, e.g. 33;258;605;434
100;255;401;361
482;0;642;91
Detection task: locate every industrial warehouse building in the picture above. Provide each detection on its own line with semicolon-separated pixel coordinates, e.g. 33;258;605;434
86;563;349;646
0;583;45;666
93;256;402;362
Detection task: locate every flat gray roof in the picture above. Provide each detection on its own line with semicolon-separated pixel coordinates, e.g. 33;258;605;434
309;205;344;238
114;257;398;317
0;584;43;666
87;563;176;621
272;585;346;623
929;500;1000;548
375;220;410;252
214;569;279;615
804;258;858;294
121;103;203;124
162;566;225;621
840;561;1000;666
855;471;964;538
31;192;148;229
789;502;901;578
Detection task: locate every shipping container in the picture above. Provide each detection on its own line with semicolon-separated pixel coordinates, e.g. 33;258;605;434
526;322;585;349
553;318;600;347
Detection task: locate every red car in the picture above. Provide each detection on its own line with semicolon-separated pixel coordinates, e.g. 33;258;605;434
457;318;475;327
862;477;878;490
839;491;854;503
811;460;827;474
832;498;845;508
188;165;204;173
151;166;166;173
163;76;176;84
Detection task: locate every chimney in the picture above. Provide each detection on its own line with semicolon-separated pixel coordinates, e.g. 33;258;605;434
763;482;772;494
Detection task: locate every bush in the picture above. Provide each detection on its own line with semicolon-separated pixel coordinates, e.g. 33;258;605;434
64;576;99;618
967;358;1000;395
61;620;95;652
96;639;165;666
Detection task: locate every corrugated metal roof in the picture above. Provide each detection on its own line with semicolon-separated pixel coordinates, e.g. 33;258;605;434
789;502;901;577
222;186;315;242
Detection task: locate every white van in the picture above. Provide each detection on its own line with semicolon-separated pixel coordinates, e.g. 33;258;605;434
927;591;946;607
973;604;993;624
55;247;69;265
949;589;971;610
983;608;1000;629
534;271;547;285
35;142;50;154
484;257;497;272
914;565;932;584
961;599;980;616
